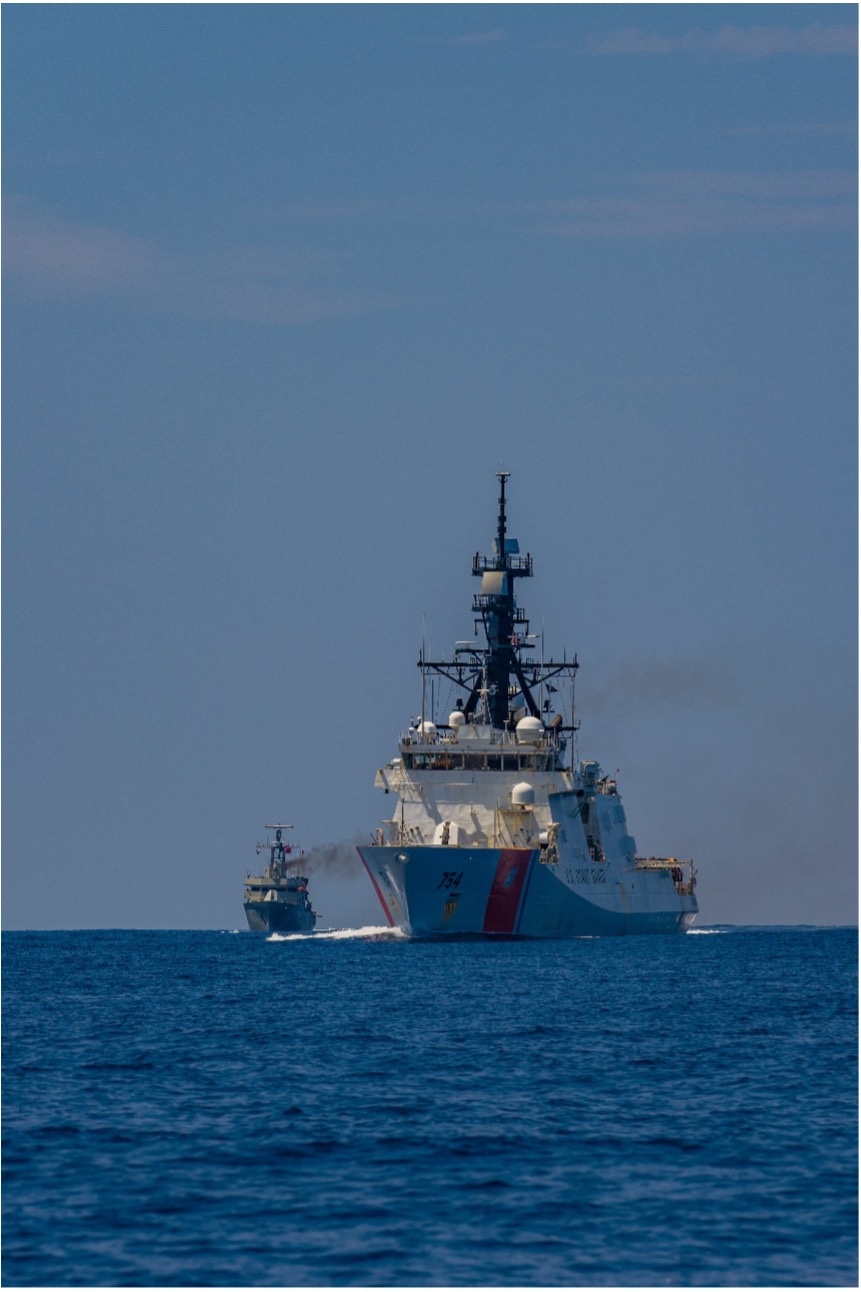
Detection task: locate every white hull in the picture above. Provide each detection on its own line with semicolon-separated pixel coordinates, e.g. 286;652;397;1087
358;844;696;938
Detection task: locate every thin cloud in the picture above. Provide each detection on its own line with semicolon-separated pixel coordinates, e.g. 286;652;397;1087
587;23;857;58
3;198;395;323
2;196;165;293
531;170;857;239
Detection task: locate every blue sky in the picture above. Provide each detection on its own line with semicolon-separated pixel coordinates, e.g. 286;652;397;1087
3;3;857;929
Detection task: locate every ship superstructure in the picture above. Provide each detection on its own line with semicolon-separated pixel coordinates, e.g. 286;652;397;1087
358;474;697;937
244;824;317;934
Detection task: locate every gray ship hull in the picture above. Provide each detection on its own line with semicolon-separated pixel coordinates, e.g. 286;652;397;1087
244;900;317;934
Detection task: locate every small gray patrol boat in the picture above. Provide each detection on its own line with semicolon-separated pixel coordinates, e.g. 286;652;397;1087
243;824;317;934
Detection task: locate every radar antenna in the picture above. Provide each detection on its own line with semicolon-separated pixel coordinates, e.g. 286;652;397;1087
418;475;579;736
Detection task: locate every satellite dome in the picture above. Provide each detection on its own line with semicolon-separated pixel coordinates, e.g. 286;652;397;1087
515;715;543;744
512;781;535;806
449;710;466;727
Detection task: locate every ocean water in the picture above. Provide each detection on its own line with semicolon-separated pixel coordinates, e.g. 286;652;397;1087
2;927;857;1288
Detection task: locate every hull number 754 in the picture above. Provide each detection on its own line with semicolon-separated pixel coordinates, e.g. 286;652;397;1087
438;871;464;889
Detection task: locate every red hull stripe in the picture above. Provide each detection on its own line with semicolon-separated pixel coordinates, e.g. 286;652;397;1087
358;850;395;927
483;849;532;934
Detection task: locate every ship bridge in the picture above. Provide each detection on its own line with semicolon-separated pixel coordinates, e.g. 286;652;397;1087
394;717;563;774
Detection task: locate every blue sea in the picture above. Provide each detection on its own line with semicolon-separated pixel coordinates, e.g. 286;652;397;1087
3;926;857;1288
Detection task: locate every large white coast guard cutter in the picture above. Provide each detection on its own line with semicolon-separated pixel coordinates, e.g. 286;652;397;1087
358;474;697;937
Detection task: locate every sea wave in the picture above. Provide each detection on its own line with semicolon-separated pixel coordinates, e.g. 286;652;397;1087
267;925;403;942
4;927;856;1288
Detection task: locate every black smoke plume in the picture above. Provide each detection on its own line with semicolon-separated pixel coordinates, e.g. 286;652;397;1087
299;838;365;876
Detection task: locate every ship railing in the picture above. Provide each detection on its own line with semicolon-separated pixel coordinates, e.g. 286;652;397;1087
634;856;696;896
471;597;529;623
377;820;424;846
472;553;533;576
399;726;562;751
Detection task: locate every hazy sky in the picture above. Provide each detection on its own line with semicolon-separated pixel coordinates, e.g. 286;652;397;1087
4;3;857;930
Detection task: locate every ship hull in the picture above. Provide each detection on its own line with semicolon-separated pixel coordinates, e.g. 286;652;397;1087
244;902;317;935
358;845;696;938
